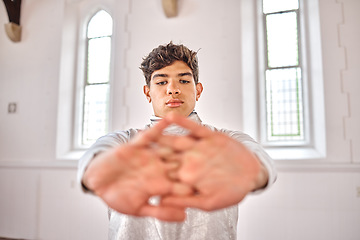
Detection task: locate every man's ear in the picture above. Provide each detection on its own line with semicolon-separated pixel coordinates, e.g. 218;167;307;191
196;83;203;101
143;85;151;103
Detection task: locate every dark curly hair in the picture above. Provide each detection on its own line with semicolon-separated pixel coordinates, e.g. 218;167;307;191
140;42;199;86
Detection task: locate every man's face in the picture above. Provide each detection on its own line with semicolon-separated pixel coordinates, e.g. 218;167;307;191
143;61;203;118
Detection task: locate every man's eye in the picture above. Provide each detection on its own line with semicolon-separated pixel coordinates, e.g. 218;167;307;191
180;80;190;84
156;81;167;85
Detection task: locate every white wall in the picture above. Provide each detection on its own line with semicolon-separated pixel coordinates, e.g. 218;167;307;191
0;0;359;239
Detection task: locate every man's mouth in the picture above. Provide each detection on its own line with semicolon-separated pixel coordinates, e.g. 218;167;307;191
166;99;184;107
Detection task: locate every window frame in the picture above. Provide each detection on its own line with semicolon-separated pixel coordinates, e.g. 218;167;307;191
74;10;113;148
241;0;326;160
259;1;309;146
56;2;116;160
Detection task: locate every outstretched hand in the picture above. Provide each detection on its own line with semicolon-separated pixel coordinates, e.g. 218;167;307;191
158;113;268;211
82;118;193;222
82;113;268;221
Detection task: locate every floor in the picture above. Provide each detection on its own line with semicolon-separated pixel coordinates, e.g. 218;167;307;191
0;238;25;240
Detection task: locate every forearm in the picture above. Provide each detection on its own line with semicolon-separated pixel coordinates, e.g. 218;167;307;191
224;130;277;192
80;152;103;193
77;131;130;192
78;150;102;193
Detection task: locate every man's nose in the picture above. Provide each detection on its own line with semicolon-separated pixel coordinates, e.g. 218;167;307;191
167;82;181;95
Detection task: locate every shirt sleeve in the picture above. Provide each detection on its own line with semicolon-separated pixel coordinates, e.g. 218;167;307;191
223;130;277;193
77;130;131;192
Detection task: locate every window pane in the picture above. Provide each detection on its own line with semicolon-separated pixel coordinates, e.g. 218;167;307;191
265;68;304;141
83;84;110;145
87;36;111;84
263;0;299;14
266;12;299;68
87;10;113;38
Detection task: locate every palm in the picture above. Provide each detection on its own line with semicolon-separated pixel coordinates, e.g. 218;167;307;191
158;114;262;210
82;119;189;221
94;145;169;214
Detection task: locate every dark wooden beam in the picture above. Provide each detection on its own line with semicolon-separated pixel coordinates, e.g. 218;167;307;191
2;0;22;42
3;0;22;25
162;0;177;18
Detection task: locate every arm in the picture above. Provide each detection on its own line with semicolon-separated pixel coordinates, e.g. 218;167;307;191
77;131;131;192
225;130;277;193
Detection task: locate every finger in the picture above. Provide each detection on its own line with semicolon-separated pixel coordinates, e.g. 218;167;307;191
162;153;182;163
164;161;180;170
163;186;249;211
167;169;179;180
176;150;207;184
157;134;197;152
164;161;181;180
156;146;183;164
171;182;195;196
137;205;186;222
132;118;172;146
161;194;232;212
160;195;207;209
165;113;212;139
155;146;175;159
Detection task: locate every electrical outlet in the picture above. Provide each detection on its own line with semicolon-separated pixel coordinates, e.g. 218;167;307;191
8;102;17;113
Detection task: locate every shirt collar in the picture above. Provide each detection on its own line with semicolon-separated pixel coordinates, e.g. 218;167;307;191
150;111;202;125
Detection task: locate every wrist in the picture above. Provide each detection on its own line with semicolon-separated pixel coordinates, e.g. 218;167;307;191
81;178;94;193
254;163;269;191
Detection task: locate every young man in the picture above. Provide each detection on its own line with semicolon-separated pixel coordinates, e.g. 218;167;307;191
78;42;276;239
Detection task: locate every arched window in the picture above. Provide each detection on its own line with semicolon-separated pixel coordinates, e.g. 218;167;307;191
57;4;120;160
81;10;113;146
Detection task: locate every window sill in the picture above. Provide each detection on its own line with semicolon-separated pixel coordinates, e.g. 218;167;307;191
0;150;85;169
0;159;78;169
274;160;360;172
56;149;86;161
265;146;325;160
267;146;360;172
